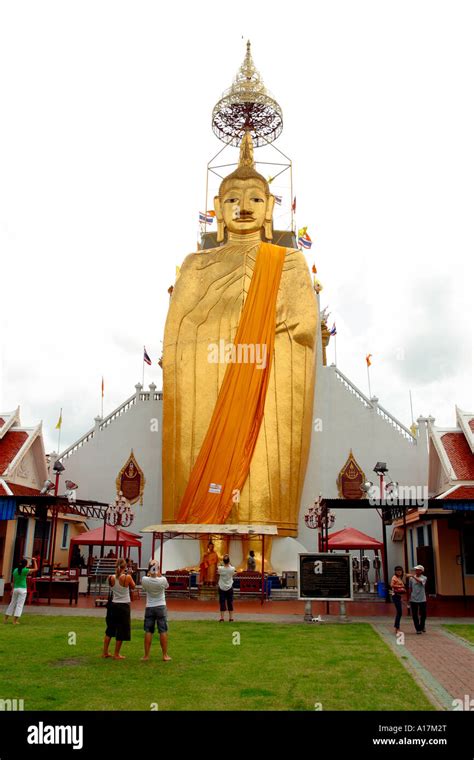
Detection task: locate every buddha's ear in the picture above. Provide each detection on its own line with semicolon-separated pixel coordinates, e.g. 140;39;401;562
214;196;225;243
214;195;223;220
266;194;276;219
264;194;275;241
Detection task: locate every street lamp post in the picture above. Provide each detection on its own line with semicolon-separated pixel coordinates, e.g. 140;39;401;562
373;462;391;603
304;497;336;619
106;492;133;560
47;460;66;571
304;496;336;552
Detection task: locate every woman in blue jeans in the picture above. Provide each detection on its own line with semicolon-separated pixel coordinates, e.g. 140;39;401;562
390;565;406;634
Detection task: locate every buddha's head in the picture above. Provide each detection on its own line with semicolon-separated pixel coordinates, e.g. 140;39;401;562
214;131;275;242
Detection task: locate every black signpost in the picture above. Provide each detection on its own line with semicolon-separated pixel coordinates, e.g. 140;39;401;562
298;553;353;601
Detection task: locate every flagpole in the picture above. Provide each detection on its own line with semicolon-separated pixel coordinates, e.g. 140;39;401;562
367;365;372;399
101;378;104;419
142;348;145;388
290;160;294;232
334;334;337;367
56;408;62;454
409;389;414;425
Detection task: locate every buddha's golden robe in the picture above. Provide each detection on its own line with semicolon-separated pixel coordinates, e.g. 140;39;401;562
162;234;318;536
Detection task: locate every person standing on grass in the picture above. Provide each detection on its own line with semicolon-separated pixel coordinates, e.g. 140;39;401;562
217;554;236;622
102;558;135;659
390;565;406;634
141;560;171;662
4;557;38;624
406;564;428;635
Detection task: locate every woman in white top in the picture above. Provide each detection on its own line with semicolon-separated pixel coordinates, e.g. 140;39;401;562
217;554;236;622
102;558;136;659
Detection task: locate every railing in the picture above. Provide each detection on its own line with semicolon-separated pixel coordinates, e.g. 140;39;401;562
375;402;416;442
59;388;163;460
99;395;137;430
333;367;416;444
333;366;372;408
60;429;96;460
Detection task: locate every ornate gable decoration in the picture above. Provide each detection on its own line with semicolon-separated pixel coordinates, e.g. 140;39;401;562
116;450;145;505
337;450;365;500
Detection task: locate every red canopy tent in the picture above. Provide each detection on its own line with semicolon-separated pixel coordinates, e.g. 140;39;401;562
68;525;142;568
327;526;385;591
327;527;383;550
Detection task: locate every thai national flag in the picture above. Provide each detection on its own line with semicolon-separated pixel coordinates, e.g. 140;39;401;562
298;234;312;250
274;194;282;205
199;212;214;225
330;323;337;336
144;347;152;365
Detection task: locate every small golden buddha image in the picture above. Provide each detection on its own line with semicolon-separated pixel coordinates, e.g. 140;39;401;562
199;542;219;586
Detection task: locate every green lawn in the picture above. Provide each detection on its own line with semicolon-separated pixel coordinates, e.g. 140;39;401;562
443;624;474;645
0;616;433;711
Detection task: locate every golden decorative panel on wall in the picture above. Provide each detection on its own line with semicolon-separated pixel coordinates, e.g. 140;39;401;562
337;450;365;500
116;450;145;505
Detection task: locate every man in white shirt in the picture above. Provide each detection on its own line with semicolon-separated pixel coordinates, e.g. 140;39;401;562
217;554;236;622
141;561;171;661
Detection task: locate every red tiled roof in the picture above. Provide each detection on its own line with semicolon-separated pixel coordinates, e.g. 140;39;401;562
443;486;474;499
441;432;474;480
5;482;40;496
0;431;29;474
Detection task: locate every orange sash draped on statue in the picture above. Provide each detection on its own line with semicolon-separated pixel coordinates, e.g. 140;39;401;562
176;242;287;524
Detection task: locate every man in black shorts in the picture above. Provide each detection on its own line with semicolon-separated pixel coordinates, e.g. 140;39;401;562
141;561;171;661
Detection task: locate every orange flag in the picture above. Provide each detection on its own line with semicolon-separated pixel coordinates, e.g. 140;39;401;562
366;354;372;367
176;242;287;524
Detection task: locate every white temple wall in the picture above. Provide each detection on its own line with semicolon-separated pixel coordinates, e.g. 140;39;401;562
58;387;162;563
298;361;429;573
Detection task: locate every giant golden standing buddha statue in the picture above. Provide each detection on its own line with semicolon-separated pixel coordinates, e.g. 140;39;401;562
162;43;318;566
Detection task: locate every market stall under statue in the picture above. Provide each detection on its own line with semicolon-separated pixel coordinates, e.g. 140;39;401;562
161;44;318;568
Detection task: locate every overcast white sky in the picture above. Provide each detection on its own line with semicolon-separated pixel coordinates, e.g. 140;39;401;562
0;0;472;452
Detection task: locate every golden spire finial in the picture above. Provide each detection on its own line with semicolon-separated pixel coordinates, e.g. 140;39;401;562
212;41;283;146
244;40;253;76
239;130;255;169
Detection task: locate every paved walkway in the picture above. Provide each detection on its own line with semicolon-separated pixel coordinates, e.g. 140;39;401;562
2;602;472;627
372;621;474;711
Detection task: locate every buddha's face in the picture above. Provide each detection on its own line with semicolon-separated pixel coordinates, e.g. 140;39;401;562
218;179;270;235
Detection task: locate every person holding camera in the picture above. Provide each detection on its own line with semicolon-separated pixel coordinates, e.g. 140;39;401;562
4;556;38;624
141;560;171;661
102;558;135;659
217;554;236;622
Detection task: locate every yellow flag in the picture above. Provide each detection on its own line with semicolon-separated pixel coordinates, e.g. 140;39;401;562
175;265;181;279
55;409;62;430
298;226;307;238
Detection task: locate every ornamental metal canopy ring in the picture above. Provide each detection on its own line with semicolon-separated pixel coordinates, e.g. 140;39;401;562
212;41;283;147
